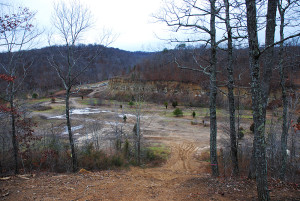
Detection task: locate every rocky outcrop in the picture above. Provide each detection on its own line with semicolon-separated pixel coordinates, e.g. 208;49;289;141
108;77;205;97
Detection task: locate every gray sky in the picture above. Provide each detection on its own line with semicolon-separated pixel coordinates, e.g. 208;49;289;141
2;0;171;52
2;0;299;52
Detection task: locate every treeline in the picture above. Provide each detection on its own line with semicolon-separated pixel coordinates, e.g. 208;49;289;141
134;45;300;90
0;44;152;92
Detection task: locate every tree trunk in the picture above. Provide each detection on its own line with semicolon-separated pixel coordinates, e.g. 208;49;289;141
209;0;219;177
245;0;270;200
278;4;288;180
224;0;238;176
136;105;141;165
261;0;277;114
66;88;78;172
10;97;19;175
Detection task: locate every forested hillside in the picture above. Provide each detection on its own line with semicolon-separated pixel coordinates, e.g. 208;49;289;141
0;44;152;91
134;45;300;90
1;44;299;94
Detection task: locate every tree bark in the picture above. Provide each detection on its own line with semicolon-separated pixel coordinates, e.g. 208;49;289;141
248;0;277;182
245;0;270;200
209;0;219;177
10;96;19;175
66;88;78;172
278;2;288;180
261;0;277;113
224;0;238;176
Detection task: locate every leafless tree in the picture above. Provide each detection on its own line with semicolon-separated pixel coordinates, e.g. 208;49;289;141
277;0;300;180
155;0;226;177
222;0;241;176
245;0;300;199
48;0;115;172
0;6;40;174
244;1;276;199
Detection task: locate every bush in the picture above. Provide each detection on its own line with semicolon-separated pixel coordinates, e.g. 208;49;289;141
172;100;178;108
145;146;170;163
123;139;130;158
238;127;245;139
51;97;56;103
129;101;134;107
192;111;196;118
173;108;183;117
250;122;254;133
32;93;38;99
111;154;124;167
164;101;168;109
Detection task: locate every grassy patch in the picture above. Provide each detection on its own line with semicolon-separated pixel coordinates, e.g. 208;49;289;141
145;144;170;164
78;98;94;105
240;115;253;119
27;98;51;104
36;105;65;114
33;105;52;111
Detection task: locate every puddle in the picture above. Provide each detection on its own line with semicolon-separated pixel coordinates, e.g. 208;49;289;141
118;113;136;118
49;115;65;119
48;107;141;122
70;108;101;115
62;125;84;135
49;108;108;119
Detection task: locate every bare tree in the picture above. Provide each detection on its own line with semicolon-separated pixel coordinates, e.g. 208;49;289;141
49;0;93;172
244;0;273;199
277;0;300;180
223;0;240;176
48;0;115;172
155;0;225;177
0;6;40;174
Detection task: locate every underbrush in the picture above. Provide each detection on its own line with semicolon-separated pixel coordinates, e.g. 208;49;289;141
144;145;170;166
0;135;170;175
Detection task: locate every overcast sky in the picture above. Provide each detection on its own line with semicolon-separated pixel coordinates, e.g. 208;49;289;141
2;0;172;52
2;0;299;52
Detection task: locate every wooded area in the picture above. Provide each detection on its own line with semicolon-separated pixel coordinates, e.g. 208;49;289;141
0;0;300;200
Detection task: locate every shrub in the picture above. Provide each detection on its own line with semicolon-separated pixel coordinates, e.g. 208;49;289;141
145;146;170;163
129;101;134;107
111;154;124;167
32;93;38;99
123;139;130;158
173;108;183;117
238;127;245;139
51;97;56;103
250;122;254;133
192;111;196;118
172;100;178;108
164;101;168;109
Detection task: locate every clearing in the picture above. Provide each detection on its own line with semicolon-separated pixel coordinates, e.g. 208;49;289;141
1;86;299;200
